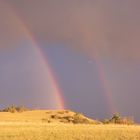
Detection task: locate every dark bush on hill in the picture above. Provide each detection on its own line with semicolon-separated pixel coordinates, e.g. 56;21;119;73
103;113;134;125
60;113;99;124
72;113;91;124
1;106;28;113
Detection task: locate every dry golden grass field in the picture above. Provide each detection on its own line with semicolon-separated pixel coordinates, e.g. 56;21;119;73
0;110;140;140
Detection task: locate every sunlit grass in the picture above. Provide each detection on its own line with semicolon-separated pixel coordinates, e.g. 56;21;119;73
0;123;140;140
0;111;139;140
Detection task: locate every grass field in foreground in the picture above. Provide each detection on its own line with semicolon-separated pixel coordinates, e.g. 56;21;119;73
0;110;139;140
0;123;140;140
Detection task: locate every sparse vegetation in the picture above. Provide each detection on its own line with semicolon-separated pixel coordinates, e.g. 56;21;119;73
0;108;138;139
43;110;99;124
1;105;29;113
72;113;93;124
0;119;139;140
103;113;134;125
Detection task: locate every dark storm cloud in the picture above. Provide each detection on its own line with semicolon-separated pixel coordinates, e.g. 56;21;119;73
0;1;25;50
4;0;140;60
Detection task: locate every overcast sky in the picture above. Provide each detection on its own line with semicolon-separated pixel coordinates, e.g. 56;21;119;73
0;0;140;121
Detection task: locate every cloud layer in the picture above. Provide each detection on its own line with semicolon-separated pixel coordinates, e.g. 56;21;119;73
1;0;140;60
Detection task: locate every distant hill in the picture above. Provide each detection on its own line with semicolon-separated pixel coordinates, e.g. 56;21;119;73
0;106;134;125
43;110;101;124
0;109;100;124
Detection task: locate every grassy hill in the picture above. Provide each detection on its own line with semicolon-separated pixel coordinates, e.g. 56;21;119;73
0;110;100;124
0;110;139;140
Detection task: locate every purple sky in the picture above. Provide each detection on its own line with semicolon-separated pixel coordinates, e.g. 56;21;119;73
0;0;140;122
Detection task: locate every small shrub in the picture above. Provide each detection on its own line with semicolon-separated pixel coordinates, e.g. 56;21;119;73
50;115;58;119
2;106;28;113
72;113;91;124
103;113;134;125
2;105;17;113
42;118;51;123
16;106;28;112
61;116;74;123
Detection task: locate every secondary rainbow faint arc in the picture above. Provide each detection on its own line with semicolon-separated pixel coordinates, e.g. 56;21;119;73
94;51;116;114
5;2;65;110
79;23;117;114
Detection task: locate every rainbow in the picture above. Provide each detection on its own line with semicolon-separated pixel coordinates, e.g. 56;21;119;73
80;26;117;114
2;1;117;114
3;1;65;110
94;50;117;114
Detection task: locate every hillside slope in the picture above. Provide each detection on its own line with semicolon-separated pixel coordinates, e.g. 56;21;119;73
0;110;100;124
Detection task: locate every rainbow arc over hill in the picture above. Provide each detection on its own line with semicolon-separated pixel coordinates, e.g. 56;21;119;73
2;1;117;114
3;1;64;110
